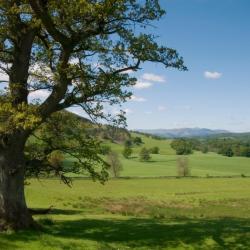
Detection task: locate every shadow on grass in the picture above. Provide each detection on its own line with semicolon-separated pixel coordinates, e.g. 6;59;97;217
142;159;177;163
2;217;250;249
29;207;82;216
49;208;82;215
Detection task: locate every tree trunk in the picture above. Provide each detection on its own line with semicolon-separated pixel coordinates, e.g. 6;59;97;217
0;134;35;231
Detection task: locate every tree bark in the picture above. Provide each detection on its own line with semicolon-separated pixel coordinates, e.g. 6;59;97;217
0;133;35;231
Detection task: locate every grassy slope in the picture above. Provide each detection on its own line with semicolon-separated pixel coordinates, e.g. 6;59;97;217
1;178;250;250
101;133;250;177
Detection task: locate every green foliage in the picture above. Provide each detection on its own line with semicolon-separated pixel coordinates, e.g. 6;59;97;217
171;139;193;155
47;150;64;169
122;145;132;159
107;151;123;177
201;145;209;154
0;102;42;133
25;111;109;184
149;146;160;154
133;136;143;145
219;146;234;157
124;139;133;147
241;146;250;157
99;145;111;155
188;136;250;158
139;147;151;162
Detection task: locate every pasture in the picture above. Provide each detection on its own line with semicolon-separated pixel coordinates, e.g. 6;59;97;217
65;134;250;178
0;178;250;249
2;135;250;249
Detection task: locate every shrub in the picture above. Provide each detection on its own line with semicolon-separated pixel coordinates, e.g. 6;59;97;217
99;145;111;155
122;146;132;159
124;139;133;147
149;146;159;154
219;146;234;157
133;136;143;145
139;147;151;161
201;145;209;154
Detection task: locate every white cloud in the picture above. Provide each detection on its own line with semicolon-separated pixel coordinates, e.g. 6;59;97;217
69;58;79;65
112;109;121;115
134;81;152;89
124;108;133;114
130;95;147;102
120;69;134;74
142;73;165;83
68;107;85;117
133;73;166;90
111;108;133;115
29;89;50;100
0;71;9;82
144;111;152;115
158;105;167;111
204;71;222;79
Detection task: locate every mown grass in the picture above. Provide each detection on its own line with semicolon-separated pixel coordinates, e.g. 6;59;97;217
1;178;250;250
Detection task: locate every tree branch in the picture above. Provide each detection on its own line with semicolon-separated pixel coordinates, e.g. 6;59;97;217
29;0;71;48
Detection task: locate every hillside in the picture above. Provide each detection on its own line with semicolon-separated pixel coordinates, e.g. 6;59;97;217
46;112;250;178
105;134;250;177
136;128;230;138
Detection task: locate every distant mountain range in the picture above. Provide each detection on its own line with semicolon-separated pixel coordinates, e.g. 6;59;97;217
136;128;230;138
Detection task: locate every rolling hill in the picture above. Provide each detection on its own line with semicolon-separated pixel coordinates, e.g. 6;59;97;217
136;128;230;138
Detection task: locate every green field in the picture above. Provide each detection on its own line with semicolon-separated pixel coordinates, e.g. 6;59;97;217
2;135;250;249
1;178;250;250
65;134;250;178
65;151;250;178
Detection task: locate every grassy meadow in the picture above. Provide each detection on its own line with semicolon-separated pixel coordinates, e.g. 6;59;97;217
1;135;250;249
105;133;250;177
0;178;250;249
65;133;250;178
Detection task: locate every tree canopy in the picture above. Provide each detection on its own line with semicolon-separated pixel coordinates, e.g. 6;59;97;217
1;0;186;180
0;0;186;230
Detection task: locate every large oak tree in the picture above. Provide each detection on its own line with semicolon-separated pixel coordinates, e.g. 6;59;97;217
0;0;186;230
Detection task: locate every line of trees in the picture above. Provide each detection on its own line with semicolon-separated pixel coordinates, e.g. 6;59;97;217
171;137;250;158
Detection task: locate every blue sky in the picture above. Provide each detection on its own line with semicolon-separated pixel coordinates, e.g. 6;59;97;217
1;1;249;132
122;0;250;132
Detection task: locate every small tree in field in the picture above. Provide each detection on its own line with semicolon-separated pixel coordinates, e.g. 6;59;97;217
177;157;190;177
139;147;151;162
107;151;123;178
122;145;132;159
